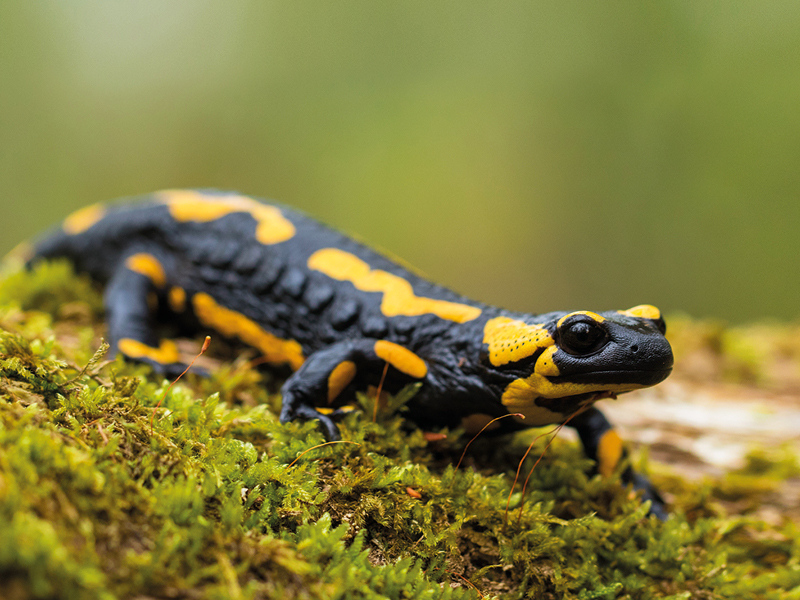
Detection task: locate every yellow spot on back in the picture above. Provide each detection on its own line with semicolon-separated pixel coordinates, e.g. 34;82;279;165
63;204;105;235
556;311;605;328
596;429;624;478
618;305;661;320
125;253;166;288
192;292;305;370
482;316;553;367
168;287;187;312
327;360;357;403
308;248;481;323
118;338;180;365
157;190;295;245
374;340;428;378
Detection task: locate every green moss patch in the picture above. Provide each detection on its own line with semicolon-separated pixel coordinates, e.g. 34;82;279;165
0;262;798;599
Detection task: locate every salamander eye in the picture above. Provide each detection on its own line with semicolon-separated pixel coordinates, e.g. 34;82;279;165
558;318;609;356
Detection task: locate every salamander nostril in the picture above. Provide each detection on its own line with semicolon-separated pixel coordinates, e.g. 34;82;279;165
631;344;639;353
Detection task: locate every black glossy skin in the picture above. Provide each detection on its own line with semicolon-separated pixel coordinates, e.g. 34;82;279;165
30;190;674;517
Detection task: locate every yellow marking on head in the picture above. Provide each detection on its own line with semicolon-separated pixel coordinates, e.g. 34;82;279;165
534;345;560;377
157;190;295;245
500;375;644;425
556;311;605;328
327;360;357;404
503;374;643;402
618;305;661;320
374;340;428;378
63;204;105;235
308;248;481;323
168;287;187;312
118;338;180;365
482;316;553;367
596;430;624;478
192;292;304;370
125;253;167;288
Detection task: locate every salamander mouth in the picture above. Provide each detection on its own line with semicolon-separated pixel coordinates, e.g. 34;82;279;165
536;369;672;416
552;368;673;388
533;390;616;416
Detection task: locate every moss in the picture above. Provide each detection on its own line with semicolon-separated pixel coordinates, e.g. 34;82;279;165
0;263;798;599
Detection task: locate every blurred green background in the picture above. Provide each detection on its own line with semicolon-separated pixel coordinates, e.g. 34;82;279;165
2;2;799;323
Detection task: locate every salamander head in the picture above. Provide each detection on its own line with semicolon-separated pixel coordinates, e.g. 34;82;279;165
481;305;673;425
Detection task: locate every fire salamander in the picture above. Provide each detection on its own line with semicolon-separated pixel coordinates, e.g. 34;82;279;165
28;190;674;517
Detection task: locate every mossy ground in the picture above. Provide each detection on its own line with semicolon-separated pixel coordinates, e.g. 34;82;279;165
0;261;798;599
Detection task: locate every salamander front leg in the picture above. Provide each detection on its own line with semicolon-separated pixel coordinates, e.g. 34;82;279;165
279;338;430;441
104;256;195;378
569;406;667;520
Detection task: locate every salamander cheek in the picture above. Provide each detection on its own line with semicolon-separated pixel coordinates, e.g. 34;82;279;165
534;346;560;377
